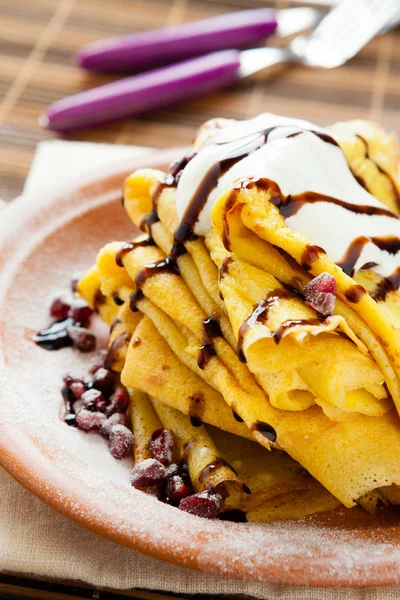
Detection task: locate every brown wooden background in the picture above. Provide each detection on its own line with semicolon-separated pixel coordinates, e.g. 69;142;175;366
0;0;399;204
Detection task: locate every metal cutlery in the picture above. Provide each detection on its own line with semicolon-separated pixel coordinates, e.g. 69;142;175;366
40;1;399;132
76;7;324;73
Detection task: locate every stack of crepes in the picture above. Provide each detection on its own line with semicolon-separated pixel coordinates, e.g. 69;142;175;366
78;113;400;521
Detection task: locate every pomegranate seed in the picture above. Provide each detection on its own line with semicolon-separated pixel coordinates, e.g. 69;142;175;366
89;350;107;374
304;272;336;317
69;298;93;326
106;386;129;416
165;475;192;503
148;428;174;466
130;458;166;488
63;375;86;400
76;409;106;432
50;296;71;320
81;388;106;412
69;380;86;400
101;413;126;438
67;325;96;353
179;490;223;519
92;367;114;397
109;424;133;459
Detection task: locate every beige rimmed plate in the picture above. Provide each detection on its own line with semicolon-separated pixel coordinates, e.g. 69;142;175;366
1;149;400;588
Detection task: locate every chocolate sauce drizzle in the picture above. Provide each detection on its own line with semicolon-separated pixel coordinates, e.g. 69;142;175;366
140;209;159;234
337;235;400;277
219;174;399;286
123;154;199;307
344;285;366;303
269;188;397;220
188;392;205;428
129;255;180;312
33;317;74;351
371;267;400;301
127;156;204;311
301;244;327;271
273;318;323;344
232;409;244;423
220;256;233;279
181;127;337;252
115;237;155;268
172;127;400;301
356;134;400;212
221;191;237;251
222;176;400;299
93;288;106;311
130;125;400;322
198;457;238;487
197;316;222;370
237;288;297;363
112;291;124;306
104;332;132;369
110;318;121;334
182;127;352;250
129;289;143;312
252;421;277;443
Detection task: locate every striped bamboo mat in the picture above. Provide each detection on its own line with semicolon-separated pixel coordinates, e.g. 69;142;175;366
0;0;399;203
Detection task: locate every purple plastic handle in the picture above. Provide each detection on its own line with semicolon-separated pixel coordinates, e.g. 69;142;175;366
76;9;277;73
41;50;241;132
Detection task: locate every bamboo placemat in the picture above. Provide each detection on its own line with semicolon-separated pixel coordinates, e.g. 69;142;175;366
0;0;399;203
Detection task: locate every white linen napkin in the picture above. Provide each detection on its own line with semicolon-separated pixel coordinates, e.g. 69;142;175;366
2;140;399;599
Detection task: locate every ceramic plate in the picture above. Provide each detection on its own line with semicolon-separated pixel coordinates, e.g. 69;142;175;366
1;150;400;588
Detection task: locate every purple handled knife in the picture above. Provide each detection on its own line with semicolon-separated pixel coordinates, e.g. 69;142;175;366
40;8;323;132
76;8;319;73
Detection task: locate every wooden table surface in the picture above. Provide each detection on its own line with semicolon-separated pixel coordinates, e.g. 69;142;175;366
0;0;400;597
1;0;400;204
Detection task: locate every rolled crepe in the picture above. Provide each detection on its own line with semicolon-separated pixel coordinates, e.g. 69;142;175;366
106;300;142;373
211;178;400;413
129;389;162;465
130;392;333;518
123;314;253;440
77;264;120;326
207;425;321;513
246;488;340;523
121;167;390;418
328;120;400;216
78;116;400;513
79;249;253;440
151;400;337;517
207;232;388;416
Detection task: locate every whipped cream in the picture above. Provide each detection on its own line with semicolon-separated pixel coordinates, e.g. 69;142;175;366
176;113;400;279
